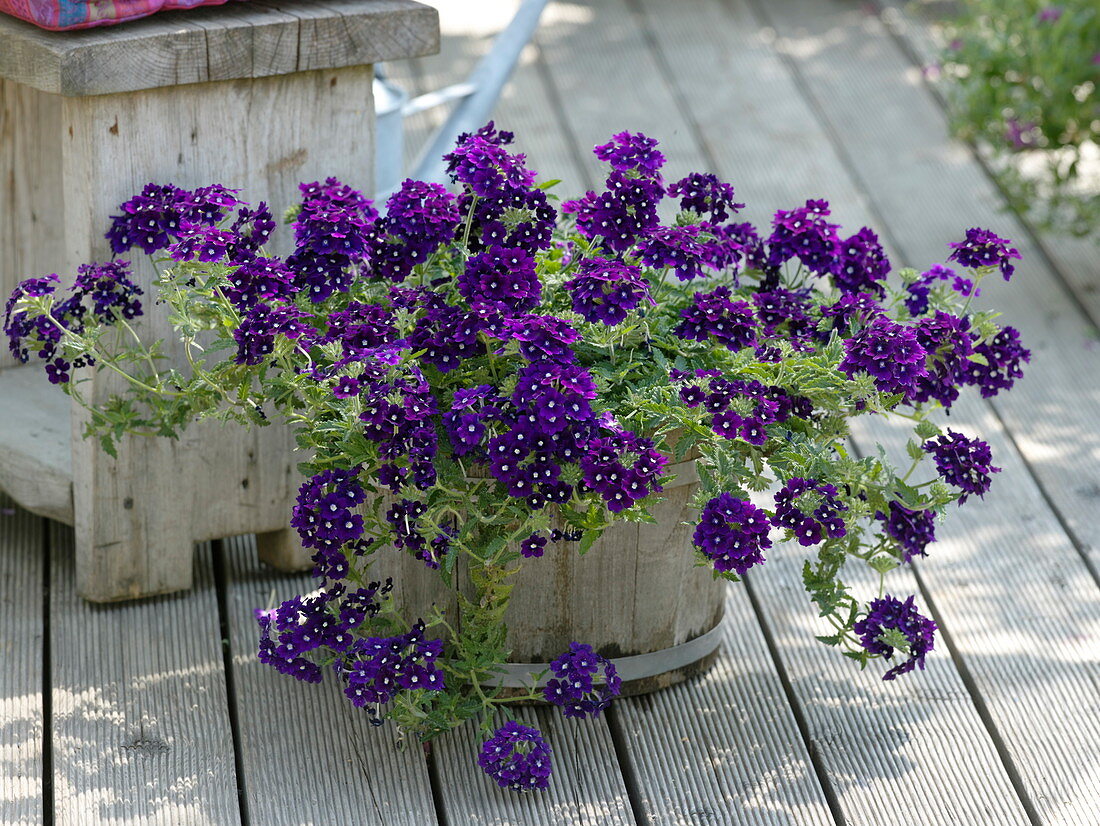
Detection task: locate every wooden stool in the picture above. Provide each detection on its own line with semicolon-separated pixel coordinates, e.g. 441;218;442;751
0;1;438;601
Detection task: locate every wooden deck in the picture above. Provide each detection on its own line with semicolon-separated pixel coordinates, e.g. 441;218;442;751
3;0;1099;823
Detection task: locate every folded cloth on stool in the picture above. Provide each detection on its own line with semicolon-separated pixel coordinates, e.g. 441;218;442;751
0;0;238;31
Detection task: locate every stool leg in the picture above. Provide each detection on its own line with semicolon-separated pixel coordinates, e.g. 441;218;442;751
72;436;197;601
255;528;314;573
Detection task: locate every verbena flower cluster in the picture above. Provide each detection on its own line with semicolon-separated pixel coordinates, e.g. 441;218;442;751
5;124;1028;793
939;0;1100;237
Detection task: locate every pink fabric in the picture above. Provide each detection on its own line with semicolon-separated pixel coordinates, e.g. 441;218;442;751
0;0;237;31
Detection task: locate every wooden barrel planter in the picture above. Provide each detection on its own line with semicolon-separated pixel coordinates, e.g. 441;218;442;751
378;455;726;697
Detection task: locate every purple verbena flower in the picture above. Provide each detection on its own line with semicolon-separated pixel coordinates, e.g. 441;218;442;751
832;227;890;295
563;258;653;325
766;199;839;275
478;721;553;792
854;595;937;680
839;316;927;395
961;326;1030;398
922;430;1000;503
637;224;710;282
878;501;937;563
542;642;622;718
773;478;848;546
674;285;756;351
948;227;1021;281
692;493;771;576
668;172;743;223
593;131;665;178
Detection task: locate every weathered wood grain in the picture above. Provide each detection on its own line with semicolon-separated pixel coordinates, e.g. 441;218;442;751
753;1;1100;820
58;66;373;600
0;0;439;96
614;587;835;826
268;0;440;74
0;367;73;525
49;526;240;825
0;495;44;826
433;704;636;825
0;78;65;373
222;535;439;825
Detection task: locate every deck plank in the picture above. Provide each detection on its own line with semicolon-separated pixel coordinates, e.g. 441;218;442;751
754;1;1100;820
613;587;835;826
432;704;636;825
0;495;44;825
223;535;439;825
48;528;240;825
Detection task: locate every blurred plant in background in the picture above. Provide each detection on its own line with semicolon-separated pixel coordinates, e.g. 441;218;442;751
940;0;1099;237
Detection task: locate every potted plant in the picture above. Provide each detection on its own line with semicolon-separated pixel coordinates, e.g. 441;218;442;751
4;124;1029;791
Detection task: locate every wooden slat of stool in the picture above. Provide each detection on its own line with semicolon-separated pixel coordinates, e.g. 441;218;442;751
0;1;439;602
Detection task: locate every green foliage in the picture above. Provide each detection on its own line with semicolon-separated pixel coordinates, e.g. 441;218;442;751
940;0;1100;236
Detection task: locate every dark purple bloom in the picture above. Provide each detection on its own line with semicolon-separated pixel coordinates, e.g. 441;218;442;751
692;493;771;576
458;246;541;312
562;171;663;253
773;478;848;546
839;316;927;395
563;258;653;325
478;721;553;792
923;430;1000;503
854;595;937;680
961;326;1030;398
520;533;547;558
766;199;839;275
444;122;536;198
908;311;974;408
542;642;622;718
878;501;937;563
499;315;580;364
637;224;710;282
255;579;393;687
579;430;668;513
674;285;756;351
290;467;367;578
832;227;890;295
72;260;143;322
233;302;314;366
593;131;665;178
669;172;743;223
106;183;240;255
948;227;1021;281
224;257;296;309
337;621;445;714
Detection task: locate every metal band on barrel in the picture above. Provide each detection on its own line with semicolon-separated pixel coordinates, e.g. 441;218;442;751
483;622;724;688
